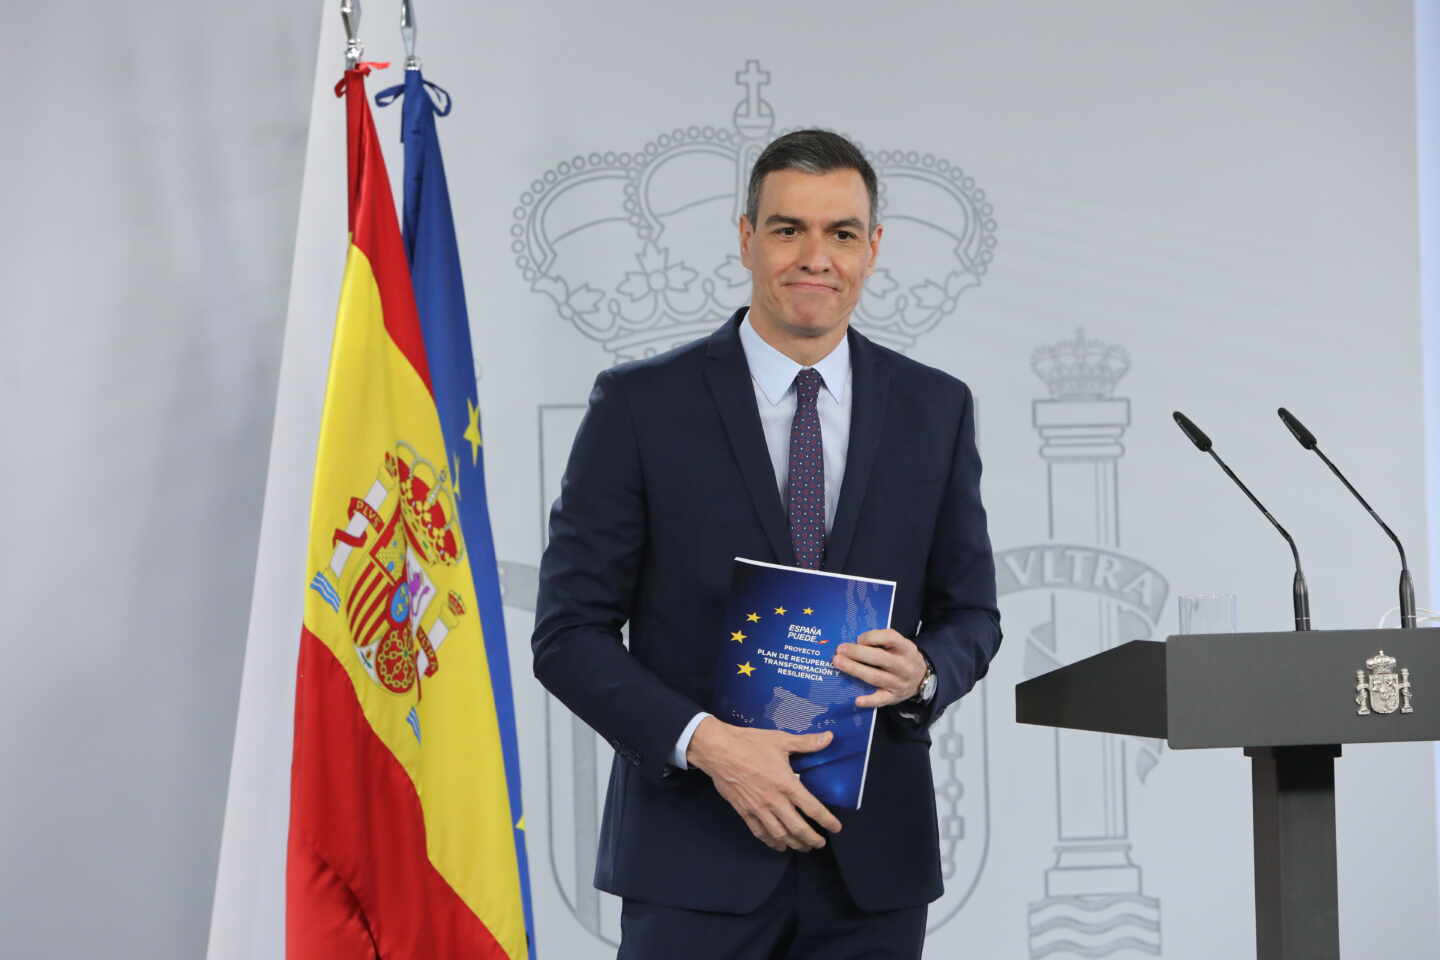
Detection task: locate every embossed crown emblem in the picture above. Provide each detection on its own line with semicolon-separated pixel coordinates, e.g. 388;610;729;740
1031;328;1132;399
1366;650;1398;674
511;60;998;362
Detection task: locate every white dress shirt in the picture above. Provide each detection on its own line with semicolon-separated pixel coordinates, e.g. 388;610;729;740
670;315;854;769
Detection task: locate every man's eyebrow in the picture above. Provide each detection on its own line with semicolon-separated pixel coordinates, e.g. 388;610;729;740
762;214;869;231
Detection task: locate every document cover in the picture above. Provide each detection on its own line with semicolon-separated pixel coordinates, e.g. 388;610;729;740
710;557;897;809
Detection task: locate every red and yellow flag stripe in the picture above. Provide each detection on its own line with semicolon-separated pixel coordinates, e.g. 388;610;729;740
286;67;524;959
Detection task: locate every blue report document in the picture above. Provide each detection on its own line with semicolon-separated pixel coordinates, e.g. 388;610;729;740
710;558;897;809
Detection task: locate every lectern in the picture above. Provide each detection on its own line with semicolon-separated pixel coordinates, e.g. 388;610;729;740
1016;629;1438;960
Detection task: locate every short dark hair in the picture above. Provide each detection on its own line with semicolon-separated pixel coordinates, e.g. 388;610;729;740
745;129;879;231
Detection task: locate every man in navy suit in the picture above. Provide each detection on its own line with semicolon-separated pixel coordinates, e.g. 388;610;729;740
533;129;1001;958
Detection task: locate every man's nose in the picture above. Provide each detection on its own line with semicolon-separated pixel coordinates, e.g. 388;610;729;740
797;234;831;272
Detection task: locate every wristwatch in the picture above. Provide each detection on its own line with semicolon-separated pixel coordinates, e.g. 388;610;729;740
910;653;937;705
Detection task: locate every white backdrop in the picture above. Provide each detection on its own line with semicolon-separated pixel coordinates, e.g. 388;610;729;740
1421;0;1440;903
0;1;319;957
6;2;1437;959
209;1;1440;958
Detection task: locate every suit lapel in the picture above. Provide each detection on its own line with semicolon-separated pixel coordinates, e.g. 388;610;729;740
704;311;795;565
824;327;890;573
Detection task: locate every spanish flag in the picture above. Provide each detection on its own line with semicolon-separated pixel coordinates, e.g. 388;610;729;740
286;66;526;959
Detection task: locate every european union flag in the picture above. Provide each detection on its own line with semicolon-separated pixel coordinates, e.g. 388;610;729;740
378;70;536;957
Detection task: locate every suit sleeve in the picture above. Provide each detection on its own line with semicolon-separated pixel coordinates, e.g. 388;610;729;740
904;380;1002;726
531;369;702;785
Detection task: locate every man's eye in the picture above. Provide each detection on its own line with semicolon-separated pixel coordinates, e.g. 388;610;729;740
836;231;854;241
776;227;797;237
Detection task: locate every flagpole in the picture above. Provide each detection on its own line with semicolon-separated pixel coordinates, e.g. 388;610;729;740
401;0;420;71
340;0;363;69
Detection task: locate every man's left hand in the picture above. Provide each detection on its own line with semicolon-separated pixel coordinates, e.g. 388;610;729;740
832;629;927;708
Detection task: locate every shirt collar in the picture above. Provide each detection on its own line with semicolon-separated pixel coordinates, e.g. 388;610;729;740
738;314;852;408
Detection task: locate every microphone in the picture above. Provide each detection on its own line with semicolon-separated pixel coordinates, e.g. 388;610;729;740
1277;407;1416;629
1172;411;1312;631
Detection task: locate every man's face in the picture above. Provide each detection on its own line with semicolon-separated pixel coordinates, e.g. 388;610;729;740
739;168;882;342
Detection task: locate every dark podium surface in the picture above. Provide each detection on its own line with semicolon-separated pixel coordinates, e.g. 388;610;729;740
1016;629;1438;960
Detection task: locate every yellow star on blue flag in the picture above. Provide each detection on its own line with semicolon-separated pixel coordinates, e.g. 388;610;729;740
463;396;483;465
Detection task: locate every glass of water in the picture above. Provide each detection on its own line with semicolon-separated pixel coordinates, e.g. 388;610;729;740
1177;593;1237;635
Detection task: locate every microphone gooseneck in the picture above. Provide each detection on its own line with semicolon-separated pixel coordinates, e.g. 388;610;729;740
1173;411;1312;631
1276;407;1416;629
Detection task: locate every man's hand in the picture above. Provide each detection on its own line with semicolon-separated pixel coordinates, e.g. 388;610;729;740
833;628;927;708
686;716;842;853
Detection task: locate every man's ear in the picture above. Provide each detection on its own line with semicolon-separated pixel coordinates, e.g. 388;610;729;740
739;215;754;269
865;223;884;277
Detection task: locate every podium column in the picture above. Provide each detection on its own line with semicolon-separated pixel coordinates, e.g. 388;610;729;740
1245;745;1341;960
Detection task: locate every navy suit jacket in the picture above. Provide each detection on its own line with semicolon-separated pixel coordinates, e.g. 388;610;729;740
532;309;1001;914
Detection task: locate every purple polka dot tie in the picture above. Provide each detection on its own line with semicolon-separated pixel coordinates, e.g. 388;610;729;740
788;368;826;569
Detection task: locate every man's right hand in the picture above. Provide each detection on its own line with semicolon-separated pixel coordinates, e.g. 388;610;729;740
685;716;842;853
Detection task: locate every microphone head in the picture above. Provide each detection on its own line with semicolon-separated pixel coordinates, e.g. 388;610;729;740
1172;411;1213;452
1277;407;1317;450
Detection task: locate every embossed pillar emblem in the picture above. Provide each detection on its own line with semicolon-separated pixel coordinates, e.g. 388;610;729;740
1000;330;1167;958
